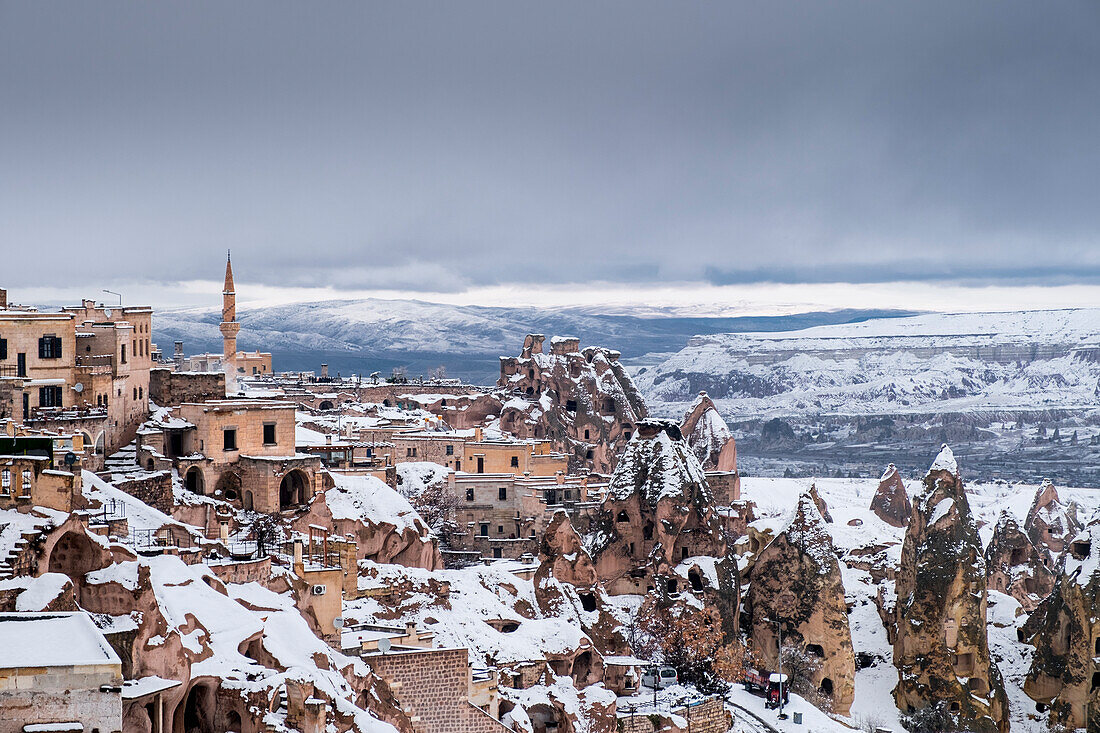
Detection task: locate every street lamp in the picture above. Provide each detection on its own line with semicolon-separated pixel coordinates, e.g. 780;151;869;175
764;616;787;721
102;289;122;306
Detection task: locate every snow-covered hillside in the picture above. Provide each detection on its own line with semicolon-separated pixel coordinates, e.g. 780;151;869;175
635;309;1100;419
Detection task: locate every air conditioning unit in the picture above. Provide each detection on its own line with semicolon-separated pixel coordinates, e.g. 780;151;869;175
311;584;327;596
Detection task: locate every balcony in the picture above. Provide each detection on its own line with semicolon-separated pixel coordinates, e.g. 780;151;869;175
75;354;115;376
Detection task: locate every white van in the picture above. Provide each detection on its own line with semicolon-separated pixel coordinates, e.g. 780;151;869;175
641;666;678;689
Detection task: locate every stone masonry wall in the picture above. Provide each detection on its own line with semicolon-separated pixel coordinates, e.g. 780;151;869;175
364;648;510;733
618;698;728;733
149;368;225;406
113;470;173;514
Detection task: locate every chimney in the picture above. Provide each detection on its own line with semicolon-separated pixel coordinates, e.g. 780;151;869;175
293;537;304;567
474;427;483;442
320;364;329;379
173;341;184;371
0;289;6;309
219;520;229;543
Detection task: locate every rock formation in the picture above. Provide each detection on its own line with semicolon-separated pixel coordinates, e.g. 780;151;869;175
1025;478;1082;564
534;512;627;658
808;482;833;523
984;510;1055;612
295;471;442;570
748;490;855;715
587;420;740;637
680;391;738;473
1022;522;1100;731
892;445;1008;732
870;464;912;527
497;334;648;472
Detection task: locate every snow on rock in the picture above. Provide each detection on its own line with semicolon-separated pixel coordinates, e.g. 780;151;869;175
325;473;428;536
930;443;959;475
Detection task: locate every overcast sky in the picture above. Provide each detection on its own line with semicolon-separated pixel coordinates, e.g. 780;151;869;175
2;2;1099;312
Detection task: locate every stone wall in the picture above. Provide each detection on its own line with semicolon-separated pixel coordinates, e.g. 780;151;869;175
113;470;173;514
618;698;728;733
0;662;123;733
208;555;272;585
364;648;510;733
149;368;225;406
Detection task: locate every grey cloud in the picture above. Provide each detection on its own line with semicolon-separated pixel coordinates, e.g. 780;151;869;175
1;1;1098;292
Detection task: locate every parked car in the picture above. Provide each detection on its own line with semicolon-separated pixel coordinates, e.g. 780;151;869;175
641;666;678;689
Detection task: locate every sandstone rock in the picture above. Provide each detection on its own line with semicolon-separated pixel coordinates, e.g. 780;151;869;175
535;512;628;657
870;463;912;527
1025;478;1082;563
498;335;647;473
1022;522;1100;731
588;420;740;639
748;490;855;715
984;510;1055;612
892;445;1008;732
808;482;833;524
681;391;738;473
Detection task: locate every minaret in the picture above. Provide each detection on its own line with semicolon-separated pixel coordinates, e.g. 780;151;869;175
219;251;241;393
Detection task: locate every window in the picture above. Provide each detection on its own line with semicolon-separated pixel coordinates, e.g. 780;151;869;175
584;429;590;440
510;455;519;468
0;337;6;360
493;547;503;559
121;344;127;363
446;444;454;456
480;523;489;537
497;525;504;534
138;386;143;399
566;399;577;412
466;488;475;501
0;470;9;494
20;470;31;497
498;486;508;501
476;457;484;473
38;335;62;359
263;423;277;445
39;385;62;407
133;388;138;400
223;428;237;451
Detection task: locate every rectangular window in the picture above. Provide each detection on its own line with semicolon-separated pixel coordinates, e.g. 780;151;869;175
263;423;277;445
38;335;62;359
121;344;127;364
0;470;9;494
480;523;489;537
466;488;474;501
0;337;6;360
20;470;31;497
446;444;454;456
510;455;519;468
223;428;237;451
38;385;62;407
498;486;508;501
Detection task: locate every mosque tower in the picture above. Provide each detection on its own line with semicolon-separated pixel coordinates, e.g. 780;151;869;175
219;251;241;393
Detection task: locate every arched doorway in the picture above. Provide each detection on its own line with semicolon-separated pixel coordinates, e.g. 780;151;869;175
318;400;334;411
177;683;215;733
94;432;106;455
242;490;254;511
279;470;309;510
184;467;205;495
48;530;98;582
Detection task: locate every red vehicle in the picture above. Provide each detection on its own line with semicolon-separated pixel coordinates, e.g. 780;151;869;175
743;667;769;693
765;673;790;710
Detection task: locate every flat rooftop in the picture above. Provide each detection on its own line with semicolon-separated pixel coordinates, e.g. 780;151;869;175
0;612;121;669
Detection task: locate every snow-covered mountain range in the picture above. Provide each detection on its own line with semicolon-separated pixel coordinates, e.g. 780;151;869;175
635;308;1100;419
152;298;908;382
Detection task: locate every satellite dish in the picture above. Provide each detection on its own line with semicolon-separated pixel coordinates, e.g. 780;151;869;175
104;308;112;318
377;637;391;654
333;617;344;629
73;382;84;393
64;452;77;466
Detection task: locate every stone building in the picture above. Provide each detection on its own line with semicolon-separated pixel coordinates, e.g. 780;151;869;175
0;290;153;456
892;445;1008;732
391;426;568;476
362;647;511;733
0;433;84;514
140;399;321;513
449;471;602;560
497;334;647;472
1025;479;1082;564
0;611;124;733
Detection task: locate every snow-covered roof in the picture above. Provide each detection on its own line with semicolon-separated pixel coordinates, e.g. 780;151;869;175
0;612;121;669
